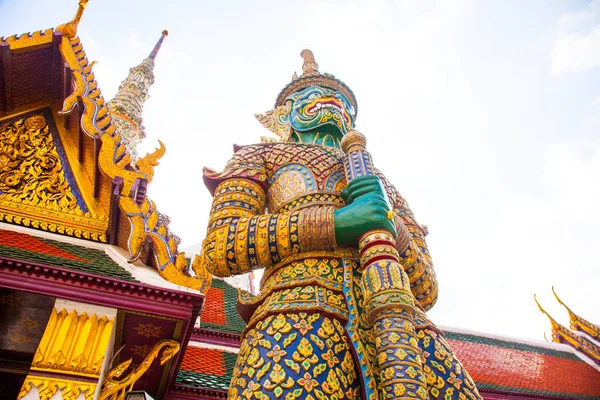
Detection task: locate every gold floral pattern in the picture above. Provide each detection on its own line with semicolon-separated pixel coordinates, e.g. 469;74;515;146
133;323;163;339
229;312;360;400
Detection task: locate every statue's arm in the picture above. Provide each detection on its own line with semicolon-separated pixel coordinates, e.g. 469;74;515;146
201;177;337;277
376;171;439;311
199;145;337;277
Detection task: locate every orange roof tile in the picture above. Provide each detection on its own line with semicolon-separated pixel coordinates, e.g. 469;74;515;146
0;230;87;262
446;331;600;398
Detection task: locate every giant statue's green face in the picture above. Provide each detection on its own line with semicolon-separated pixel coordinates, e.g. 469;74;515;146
286;85;356;139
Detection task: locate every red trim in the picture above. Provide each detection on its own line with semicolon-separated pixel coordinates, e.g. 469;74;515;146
358;238;393;255
191;328;241;348
0;256;204;319
167;385;227;400
479;388;589;400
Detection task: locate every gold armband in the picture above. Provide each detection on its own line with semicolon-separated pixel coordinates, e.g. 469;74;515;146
298;206;337;252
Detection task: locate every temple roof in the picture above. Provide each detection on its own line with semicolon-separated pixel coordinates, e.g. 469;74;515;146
553;287;600;342
199;278;246;335
176;346;237;392
536;293;600;366
0;227;135;281
445;328;600;399
0;2;211;293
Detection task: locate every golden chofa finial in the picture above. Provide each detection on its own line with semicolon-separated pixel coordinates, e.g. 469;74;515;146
534;294;560;331
301;49;319;76
57;0;89;39
552;286;568;308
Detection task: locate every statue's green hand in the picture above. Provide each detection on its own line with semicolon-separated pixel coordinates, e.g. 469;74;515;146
334;175;397;246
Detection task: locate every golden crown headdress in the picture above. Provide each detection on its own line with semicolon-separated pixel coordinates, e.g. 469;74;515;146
274;49;358;115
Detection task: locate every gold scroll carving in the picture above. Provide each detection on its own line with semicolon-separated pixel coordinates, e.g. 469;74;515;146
0;112;108;241
0;114;78;210
19;377;96;400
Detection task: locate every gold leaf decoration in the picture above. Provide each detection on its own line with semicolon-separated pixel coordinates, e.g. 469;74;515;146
0;114;78;211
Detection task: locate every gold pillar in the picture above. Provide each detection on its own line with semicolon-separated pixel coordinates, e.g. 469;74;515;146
19;300;117;400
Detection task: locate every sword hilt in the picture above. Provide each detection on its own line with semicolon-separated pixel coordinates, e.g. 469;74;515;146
340;130;429;400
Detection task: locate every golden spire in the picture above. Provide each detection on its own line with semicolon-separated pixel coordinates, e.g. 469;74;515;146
56;0;89;39
108;30;167;164
301;49;319;76
149;30;168;60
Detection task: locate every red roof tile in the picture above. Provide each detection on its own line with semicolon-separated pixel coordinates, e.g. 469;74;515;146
202;287;226;326
181;347;226;377
446;332;600;398
0;230;87;262
198;278;246;334
0;228;136;281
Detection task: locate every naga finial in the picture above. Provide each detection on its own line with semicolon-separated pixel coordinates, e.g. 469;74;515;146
301;49;319;76
57;0;89;39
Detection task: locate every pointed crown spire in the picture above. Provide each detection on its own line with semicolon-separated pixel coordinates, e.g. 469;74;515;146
107;30;167;164
300;49;319;76
274;49;358;115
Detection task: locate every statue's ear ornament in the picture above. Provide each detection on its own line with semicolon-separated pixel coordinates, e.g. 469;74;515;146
255;103;292;143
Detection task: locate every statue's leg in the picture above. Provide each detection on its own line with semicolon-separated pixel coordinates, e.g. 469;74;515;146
228;312;361;400
416;328;482;400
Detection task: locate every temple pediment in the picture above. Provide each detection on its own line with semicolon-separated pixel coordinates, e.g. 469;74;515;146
0;107;108;241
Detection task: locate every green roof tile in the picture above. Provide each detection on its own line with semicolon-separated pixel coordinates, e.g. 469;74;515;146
200;278;246;335
0;229;137;282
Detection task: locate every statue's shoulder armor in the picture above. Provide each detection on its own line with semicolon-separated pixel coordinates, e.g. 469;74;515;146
202;144;270;195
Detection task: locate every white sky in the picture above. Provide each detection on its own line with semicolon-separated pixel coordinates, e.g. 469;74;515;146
1;0;599;341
